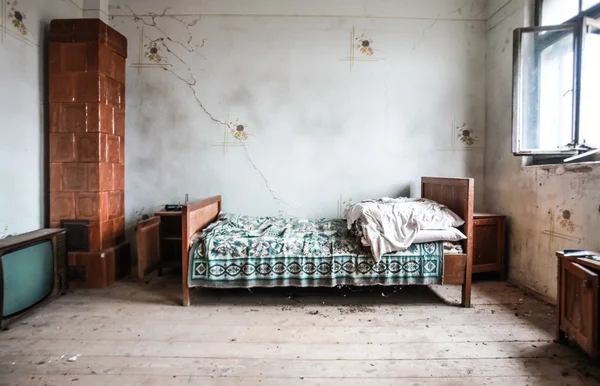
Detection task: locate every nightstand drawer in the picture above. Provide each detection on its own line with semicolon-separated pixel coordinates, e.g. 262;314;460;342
473;218;498;226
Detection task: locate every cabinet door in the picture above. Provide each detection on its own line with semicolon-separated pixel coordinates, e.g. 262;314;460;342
136;216;161;279
560;261;598;357
472;219;499;272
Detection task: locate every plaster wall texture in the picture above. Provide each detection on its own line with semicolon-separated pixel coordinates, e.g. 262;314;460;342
0;0;82;238
109;0;487;232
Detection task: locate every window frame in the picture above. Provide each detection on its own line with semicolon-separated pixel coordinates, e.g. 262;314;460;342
511;1;600;156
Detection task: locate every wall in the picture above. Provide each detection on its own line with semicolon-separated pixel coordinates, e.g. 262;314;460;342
109;0;488;231
0;0;83;238
484;0;600;302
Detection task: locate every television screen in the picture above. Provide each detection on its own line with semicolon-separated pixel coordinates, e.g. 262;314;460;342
2;241;54;317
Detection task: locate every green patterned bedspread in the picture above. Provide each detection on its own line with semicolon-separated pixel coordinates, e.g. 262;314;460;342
188;214;443;288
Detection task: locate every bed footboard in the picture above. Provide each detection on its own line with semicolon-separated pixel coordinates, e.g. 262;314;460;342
422;177;474;307
181;196;222;306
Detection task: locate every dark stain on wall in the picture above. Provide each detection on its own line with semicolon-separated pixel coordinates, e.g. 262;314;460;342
540;164;594;174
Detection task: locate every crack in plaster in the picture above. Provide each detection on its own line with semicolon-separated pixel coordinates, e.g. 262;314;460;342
127;7;295;212
413;1;479;51
412;17;439;51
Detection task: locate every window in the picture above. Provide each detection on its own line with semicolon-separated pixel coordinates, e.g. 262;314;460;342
513;1;600;160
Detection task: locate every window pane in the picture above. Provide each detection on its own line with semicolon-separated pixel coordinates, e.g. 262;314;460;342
580;20;600;147
541;0;579;25
517;29;575;151
583;0;600;11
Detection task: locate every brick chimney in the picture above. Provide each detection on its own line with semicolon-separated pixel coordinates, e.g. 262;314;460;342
48;19;130;288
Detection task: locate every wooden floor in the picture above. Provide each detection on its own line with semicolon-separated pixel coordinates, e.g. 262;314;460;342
1;277;599;386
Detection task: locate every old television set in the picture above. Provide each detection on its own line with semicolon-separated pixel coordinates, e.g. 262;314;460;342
0;229;67;329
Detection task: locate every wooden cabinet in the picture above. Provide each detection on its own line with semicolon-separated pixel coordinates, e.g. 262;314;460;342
136;211;183;279
557;252;599;357
472;213;506;278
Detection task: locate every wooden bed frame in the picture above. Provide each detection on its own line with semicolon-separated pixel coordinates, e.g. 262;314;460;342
179;177;474;307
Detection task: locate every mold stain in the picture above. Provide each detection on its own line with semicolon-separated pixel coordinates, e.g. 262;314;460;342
7;0;26;36
456;122;478;146
557;209;575;233
355;33;374;56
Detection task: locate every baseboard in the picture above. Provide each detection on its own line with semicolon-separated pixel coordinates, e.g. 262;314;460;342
508;278;556;305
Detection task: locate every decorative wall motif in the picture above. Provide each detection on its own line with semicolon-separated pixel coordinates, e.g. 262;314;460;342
0;225;14;239
439;119;484;153
355;32;373;56
339;27;384;72
557;209;575;233
456;122;478;146
7;0;26;36
214;117;253;154
144;39;162;63
336;195;353;218
541;208;582;243
0;0;37;46
131;28;172;68
230;118;249;141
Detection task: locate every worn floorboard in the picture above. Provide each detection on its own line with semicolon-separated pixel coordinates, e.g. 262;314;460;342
0;277;598;386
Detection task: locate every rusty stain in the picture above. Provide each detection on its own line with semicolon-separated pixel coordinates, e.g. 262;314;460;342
567;165;594;173
540;164;594;174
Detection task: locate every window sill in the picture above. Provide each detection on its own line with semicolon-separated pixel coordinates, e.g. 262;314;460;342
522;152;600;167
523;159;600;173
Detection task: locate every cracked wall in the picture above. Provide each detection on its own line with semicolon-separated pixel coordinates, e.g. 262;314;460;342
108;0;488;235
0;0;83;237
484;0;600;303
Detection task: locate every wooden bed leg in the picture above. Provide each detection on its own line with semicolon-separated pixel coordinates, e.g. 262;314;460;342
182;284;191;307
182;248;191;307
461;256;472;308
461;280;472;308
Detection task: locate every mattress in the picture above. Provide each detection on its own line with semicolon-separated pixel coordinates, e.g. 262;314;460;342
188;214;444;288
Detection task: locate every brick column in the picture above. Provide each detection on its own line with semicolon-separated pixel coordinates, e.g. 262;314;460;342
49;19;130;288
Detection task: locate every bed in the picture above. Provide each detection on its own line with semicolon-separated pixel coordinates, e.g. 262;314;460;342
179;177;474;307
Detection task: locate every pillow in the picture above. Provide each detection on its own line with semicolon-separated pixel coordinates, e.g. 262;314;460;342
412;228;466;243
415;199;464;230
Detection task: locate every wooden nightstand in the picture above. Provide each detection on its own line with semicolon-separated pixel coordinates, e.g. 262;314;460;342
556;251;600;357
472;213;506;279
136;211;183;279
154;211;183;275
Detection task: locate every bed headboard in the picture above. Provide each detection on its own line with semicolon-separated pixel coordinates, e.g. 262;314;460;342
181;195;222;306
422;177;474;306
421;177;474;249
421;177;474;227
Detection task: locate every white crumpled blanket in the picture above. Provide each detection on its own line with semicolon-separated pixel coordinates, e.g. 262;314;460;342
344;197;464;262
